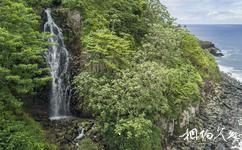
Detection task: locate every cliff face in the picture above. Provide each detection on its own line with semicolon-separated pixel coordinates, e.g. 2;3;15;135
46;8;85;116
199;40;224;57
35;8;82;116
168;73;242;149
52;8;82;78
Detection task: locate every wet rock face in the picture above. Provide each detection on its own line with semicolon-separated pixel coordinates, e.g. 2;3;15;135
39;7;93;136
50;8;86;116
52;8;82;76
49;119;101;150
40;8;82;99
31;109;102;150
199;40;224;57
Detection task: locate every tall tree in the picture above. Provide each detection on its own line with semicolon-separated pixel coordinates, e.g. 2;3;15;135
0;0;51;96
0;1;53;149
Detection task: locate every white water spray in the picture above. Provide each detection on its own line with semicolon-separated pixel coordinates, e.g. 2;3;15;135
44;8;71;120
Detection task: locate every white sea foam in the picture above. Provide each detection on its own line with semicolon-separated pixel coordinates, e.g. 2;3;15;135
219;65;242;82
219;49;233;58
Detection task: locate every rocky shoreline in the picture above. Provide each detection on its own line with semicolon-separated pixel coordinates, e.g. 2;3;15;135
170;73;242;150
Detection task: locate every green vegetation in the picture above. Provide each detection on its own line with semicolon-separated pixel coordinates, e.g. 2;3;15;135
83;29;134;72
0;0;53;149
72;0;220;150
78;138;99;150
0;0;220;149
0;86;55;150
181;32;220;81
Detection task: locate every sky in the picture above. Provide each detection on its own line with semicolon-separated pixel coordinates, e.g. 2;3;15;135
160;0;242;24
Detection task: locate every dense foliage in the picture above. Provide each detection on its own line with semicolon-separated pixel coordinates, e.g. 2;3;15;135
72;0;220;150
0;0;221;149
0;86;55;150
83;29;134;73
0;0;53;149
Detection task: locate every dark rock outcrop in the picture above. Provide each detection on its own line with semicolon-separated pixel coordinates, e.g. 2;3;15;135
32;110;101;150
52;8;82;77
49;8;87;116
199;40;224;57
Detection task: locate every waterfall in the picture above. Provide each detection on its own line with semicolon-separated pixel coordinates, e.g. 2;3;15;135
44;8;71;120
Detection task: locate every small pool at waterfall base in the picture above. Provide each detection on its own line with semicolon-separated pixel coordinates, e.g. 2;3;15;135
49;116;73;121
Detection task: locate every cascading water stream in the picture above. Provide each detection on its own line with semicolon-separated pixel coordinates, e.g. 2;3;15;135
44;8;71;120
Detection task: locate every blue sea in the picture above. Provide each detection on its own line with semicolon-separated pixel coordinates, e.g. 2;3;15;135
186;24;242;82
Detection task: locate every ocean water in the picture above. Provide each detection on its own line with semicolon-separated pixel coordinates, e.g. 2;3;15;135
186;24;242;82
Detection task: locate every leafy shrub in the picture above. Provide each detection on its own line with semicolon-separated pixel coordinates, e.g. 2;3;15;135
62;0;109;35
109;115;161;150
83;29;134;73
78;138;99;150
19;0;52;7
0;86;55;150
0;0;51;95
181;31;221;81
75;62;202;118
74;62;202;150
139;24;220;81
138;24;183;66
